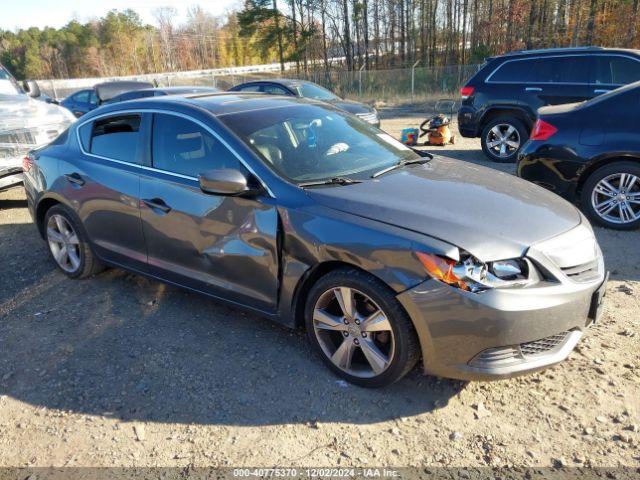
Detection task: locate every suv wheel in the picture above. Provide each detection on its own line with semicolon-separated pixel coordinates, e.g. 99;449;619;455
481;116;529;163
581;161;640;230
305;268;420;388
45;205;104;278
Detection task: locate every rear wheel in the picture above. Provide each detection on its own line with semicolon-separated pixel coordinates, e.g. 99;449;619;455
581;162;640;230
44;205;104;278
480;116;529;163
305;268;420;388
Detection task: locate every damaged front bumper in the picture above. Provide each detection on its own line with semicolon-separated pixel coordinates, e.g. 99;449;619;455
397;222;607;381
397;271;606;380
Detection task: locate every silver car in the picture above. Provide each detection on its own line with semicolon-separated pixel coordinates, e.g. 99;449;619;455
1;93;75;191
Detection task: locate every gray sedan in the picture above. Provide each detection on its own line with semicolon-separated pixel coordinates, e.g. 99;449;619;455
23;93;607;387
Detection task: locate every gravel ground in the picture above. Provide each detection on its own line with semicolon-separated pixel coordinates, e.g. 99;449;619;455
0;113;638;469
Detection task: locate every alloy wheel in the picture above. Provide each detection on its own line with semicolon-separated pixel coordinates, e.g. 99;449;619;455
486;123;520;158
591;173;640;225
47;214;81;273
312;287;395;378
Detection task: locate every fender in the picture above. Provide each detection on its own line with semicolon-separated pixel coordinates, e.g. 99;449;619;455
33;191;74;238
478;103;537;130
577;151;640;192
276;205;459;328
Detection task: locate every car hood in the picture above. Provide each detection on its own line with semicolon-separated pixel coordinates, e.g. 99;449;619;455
305;156;582;261
325;98;372;115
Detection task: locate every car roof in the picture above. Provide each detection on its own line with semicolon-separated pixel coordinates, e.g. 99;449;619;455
490;46;640;62
84;92;325;118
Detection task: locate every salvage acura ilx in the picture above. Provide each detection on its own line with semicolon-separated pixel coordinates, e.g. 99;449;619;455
23;93;607;387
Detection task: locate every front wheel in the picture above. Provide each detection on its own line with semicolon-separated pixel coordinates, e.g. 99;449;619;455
305;268;420;388
480;116;529;163
581;162;640;230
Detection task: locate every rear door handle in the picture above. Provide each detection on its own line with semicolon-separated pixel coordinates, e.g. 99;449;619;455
594;89;610;94
525;87;542;92
64;172;85;186
142;198;172;214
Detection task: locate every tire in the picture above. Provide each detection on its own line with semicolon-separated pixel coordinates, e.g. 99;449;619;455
304;268;420;388
480;116;529;163
44;204;105;278
581;161;640;230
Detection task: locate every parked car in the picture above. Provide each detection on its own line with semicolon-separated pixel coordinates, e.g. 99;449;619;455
229;79;380;127
23;93;606;387
0;63;22;96
1;92;75;192
61;81;154;117
518;81;640;230
458;47;640;162
60;89;99;117
105;86;220;104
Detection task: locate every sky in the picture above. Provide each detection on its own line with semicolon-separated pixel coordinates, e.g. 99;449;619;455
0;0;240;30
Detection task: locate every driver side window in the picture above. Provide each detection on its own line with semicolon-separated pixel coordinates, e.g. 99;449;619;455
151;113;239;177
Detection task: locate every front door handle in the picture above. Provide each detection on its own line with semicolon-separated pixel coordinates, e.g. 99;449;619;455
525;87;542;92
64;172;85;186
594;89;610;94
142;198;172;214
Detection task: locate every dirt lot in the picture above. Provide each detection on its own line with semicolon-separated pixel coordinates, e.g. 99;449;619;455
0;113;638;469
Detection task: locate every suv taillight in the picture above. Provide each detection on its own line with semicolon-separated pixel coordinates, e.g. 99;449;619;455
460;86;475;99
530;119;558;141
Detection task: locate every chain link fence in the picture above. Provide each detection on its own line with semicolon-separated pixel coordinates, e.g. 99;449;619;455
37;63;480;105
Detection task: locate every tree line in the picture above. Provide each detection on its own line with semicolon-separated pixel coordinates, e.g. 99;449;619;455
1;0;639;80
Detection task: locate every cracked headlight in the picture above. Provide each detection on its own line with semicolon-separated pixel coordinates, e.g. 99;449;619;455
416;251;539;293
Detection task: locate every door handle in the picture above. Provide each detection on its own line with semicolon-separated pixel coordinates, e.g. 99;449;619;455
142;198;172;214
525;87;542;92
64;172;85;186
594;89;610;94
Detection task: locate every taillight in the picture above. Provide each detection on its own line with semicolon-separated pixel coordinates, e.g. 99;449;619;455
22;155;34;172
460;86;475;99
530;119;558;141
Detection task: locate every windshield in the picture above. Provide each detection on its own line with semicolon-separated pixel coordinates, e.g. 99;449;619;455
220;104;418;183
294;83;340;101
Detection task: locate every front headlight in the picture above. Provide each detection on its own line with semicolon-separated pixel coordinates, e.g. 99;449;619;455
416;251;540;293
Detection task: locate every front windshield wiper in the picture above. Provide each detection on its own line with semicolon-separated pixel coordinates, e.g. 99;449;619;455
298;177;363;188
371;157;431;178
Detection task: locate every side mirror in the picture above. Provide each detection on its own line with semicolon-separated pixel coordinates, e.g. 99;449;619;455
198;168;260;196
23;80;41;98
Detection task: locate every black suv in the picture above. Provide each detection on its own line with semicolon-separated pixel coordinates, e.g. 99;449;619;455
458;47;640;162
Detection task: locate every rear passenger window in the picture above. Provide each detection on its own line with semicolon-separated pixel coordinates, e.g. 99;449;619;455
490;56;591;84
152;113;239;177
90;115;141;163
78;122;92;151
528;56;591;83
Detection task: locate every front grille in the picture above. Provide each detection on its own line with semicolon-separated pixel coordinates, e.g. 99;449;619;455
356;112;378;124
469;330;572;368
520;332;569;356
561;259;600;283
